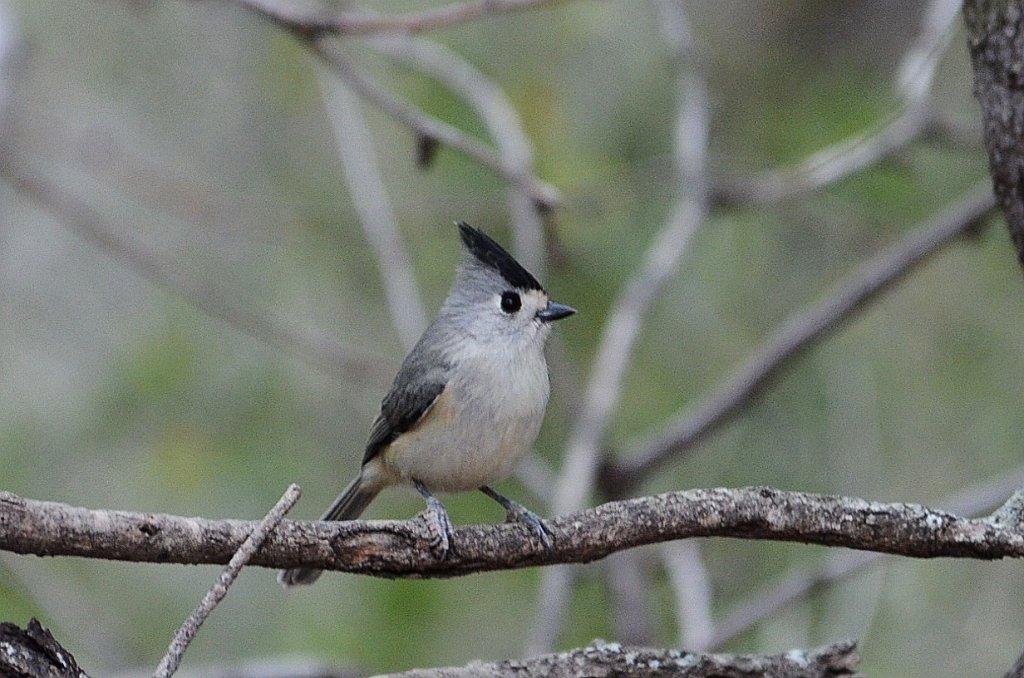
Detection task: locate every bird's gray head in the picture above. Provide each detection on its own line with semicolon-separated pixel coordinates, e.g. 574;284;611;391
441;222;575;344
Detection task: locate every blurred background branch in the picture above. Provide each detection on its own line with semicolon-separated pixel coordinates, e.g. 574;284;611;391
714;0;961;206
610;181;996;491
236;0;576;36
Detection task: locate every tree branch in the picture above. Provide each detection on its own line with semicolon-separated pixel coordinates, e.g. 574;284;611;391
5;485;1024;579
1;165;391;386
318;69;428;351
713;0;960;206
236;1;561;213
964;0;1024;267
387;639;861;678
609;181;996;490
369;34;548;277
0;620;859;678
235;0;575;36
0;619;90;678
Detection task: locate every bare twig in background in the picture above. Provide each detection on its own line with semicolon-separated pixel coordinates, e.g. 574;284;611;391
370;35;547;276
153;484;300;678
613;181;996;490
319;70;428;350
0;167;390;385
715;0;961;206
662;540;714;652
605;550;656;646
513;453;556;504
528;0;711;651
238;0;574;37
709;465;1024;649
318;38;557;209
712;550;881;651
0;0;21;146
237;0;561;213
895;0;962;105
308;38;558;212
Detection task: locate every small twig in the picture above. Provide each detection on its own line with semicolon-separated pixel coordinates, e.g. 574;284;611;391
152;484;301;678
370;35;547;276
0;0;21;147
714;0;960;206
1;165;390;385
310;38;558;211
988;488;1024;528
237;4;561;213
319;68;428;350
236;0;574;36
613;181;996;489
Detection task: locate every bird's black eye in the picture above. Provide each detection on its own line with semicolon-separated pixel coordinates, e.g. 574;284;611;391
500;291;522;314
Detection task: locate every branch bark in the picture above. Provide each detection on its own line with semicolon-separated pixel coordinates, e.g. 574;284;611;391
0;620;859;678
4;485;1024;579
964;0;1024;266
0;619;90;678
384;639;861;678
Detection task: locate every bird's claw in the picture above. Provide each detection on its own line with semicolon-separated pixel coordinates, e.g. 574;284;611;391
421;496;455;558
504;501;554;548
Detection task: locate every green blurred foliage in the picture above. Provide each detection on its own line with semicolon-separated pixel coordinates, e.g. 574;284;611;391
0;1;1019;677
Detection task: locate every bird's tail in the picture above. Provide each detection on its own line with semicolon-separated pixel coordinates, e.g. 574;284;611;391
278;473;380;588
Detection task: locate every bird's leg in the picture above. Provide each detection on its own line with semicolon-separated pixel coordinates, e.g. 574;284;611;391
412;479;454;558
480;486;554;547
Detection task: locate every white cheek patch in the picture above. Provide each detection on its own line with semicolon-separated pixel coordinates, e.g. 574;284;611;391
522;289;549;314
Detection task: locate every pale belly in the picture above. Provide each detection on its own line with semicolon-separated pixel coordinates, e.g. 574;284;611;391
380;410;542;491
377;353;549;492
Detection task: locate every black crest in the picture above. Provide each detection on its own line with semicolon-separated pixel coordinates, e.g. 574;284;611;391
457;222;543;292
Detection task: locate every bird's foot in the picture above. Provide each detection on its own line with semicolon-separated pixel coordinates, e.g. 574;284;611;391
413;479;455;558
480;486;554;547
422;496;455;558
503;500;554;547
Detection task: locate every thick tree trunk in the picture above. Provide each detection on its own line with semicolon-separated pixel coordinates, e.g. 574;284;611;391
964;0;1024;265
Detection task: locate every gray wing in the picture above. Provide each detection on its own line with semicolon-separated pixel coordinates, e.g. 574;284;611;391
362;361;448;466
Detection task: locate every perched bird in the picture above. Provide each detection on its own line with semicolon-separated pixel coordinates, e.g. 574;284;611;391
279;222;575;587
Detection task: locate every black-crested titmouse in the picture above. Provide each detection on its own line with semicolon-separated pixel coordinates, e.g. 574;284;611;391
278;222;575;587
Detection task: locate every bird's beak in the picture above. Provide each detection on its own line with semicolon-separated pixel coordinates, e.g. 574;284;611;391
537;300;576;323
